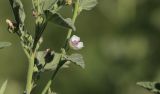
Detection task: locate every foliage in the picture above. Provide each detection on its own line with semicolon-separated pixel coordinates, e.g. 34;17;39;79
4;0;97;94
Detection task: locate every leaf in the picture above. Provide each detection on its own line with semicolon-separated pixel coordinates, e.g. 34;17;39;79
9;0;25;25
45;10;76;31
41;0;57;11
0;80;8;94
36;51;55;65
79;0;98;12
36;51;69;71
42;0;65;11
32;0;56;11
65;54;85;69
43;52;61;70
137;81;160;94
0;42;11;49
32;0;60;14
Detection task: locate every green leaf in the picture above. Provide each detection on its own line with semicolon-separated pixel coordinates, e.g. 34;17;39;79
137;81;160;94
36;51;69;71
42;0;65;11
65;54;85;69
43;52;61;70
41;0;57;11
32;0;56;11
0;80;8;94
0;42;11;49
9;0;25;25
32;0;61;14
79;0;98;12
36;51;45;65
45;10;76;31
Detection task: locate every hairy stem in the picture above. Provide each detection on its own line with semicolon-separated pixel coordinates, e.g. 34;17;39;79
25;53;35;94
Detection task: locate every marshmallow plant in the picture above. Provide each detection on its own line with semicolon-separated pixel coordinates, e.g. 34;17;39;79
4;0;97;94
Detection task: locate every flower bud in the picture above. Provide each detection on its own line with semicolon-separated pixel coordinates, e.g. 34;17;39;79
6;19;15;30
69;35;84;50
32;10;38;17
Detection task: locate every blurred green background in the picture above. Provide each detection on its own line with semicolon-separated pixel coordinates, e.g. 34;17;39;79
0;0;160;94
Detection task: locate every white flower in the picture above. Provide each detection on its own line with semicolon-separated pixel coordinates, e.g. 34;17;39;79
69;35;84;50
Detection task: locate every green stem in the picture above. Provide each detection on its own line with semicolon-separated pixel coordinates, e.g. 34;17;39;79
41;54;62;94
64;0;79;49
41;60;66;94
41;1;80;94
41;66;60;94
25;53;35;94
41;80;52;94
